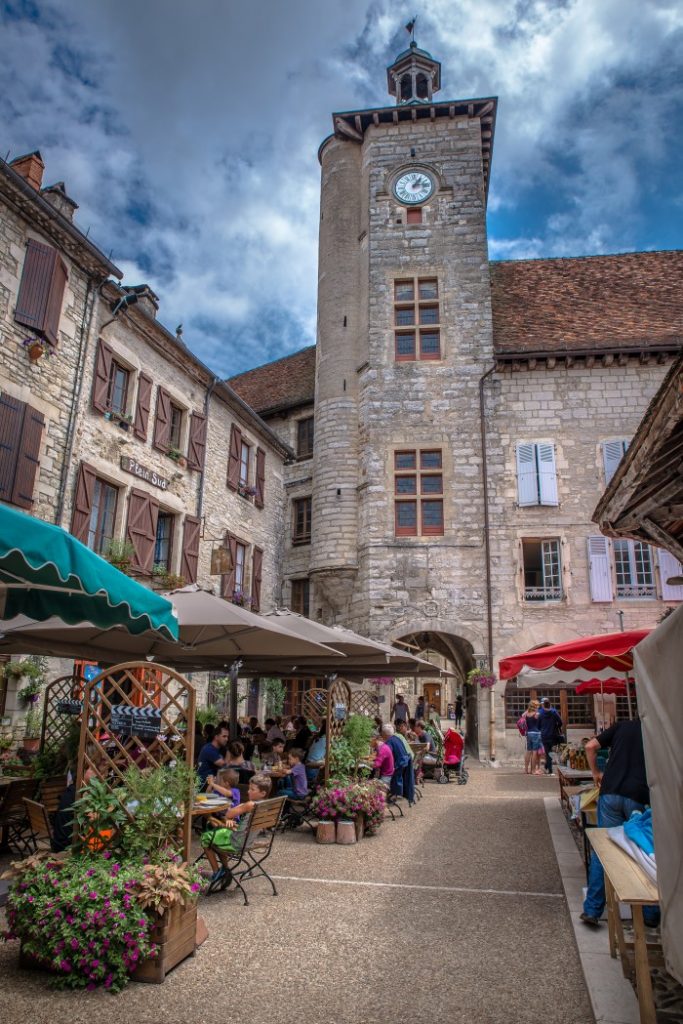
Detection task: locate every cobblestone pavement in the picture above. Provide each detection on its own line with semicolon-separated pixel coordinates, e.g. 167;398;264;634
0;766;594;1024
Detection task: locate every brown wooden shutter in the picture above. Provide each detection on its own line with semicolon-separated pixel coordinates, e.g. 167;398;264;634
181;515;201;584
226;424;241;491
71;461;97;543
153;387;172;452
0;394;25;504
126;488;159;574
133;373;153;441
11;405;45;509
187;413;207;471
14;239;57;334
221;531;238;598
255;447;266;509
251;546;263;612
92;338;114;413
43;254;68;345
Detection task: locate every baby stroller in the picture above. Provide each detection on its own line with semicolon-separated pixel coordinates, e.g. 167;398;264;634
436;729;469;785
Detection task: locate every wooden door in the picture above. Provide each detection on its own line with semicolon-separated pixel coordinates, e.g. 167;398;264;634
423;682;442;716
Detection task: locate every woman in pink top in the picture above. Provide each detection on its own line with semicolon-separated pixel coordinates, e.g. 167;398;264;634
371;733;395;785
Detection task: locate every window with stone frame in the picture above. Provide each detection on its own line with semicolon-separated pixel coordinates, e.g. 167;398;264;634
107;359;130;417
239;439;251;487
291;578;310;617
233;541;247;596
87;477;118;555
394;449;444;537
153;510;175;572
296;417;314;459
394;278;440;361
505;687;592;730
292;497;312;546
168;402;183;451
613;539;656;599
521;538;563;602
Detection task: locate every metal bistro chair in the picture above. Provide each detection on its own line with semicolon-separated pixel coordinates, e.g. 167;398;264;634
200;796;287;903
0;779;37;854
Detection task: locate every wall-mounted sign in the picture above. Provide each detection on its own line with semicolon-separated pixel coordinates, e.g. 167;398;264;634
210;545;233;575
120;456;169;491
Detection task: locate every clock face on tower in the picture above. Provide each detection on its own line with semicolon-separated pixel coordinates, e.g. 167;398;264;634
393;170;434;205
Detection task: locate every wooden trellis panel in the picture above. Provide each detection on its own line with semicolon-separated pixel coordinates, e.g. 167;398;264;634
40;673;85;753
301;688;327;731
349;689;380;721
76;661;196;861
324;679;351;784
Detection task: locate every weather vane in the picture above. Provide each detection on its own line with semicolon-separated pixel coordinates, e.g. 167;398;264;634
405;16;417;43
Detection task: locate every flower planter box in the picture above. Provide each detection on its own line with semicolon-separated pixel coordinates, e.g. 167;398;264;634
132;899;197;984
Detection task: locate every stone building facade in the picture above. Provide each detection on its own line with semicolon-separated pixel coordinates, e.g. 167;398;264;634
229;44;683;758
0;151;290;720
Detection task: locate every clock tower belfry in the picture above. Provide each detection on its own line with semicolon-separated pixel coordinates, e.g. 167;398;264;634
311;41;498;695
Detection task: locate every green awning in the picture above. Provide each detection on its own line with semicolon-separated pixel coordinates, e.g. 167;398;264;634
0;504;178;640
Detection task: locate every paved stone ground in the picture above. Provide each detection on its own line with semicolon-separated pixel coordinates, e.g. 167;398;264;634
0;765;594;1024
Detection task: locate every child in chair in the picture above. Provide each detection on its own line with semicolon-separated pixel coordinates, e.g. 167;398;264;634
205;768;240;807
200;773;272;884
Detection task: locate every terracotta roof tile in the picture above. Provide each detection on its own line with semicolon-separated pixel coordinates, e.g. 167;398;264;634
490;250;683;354
228;345;316;414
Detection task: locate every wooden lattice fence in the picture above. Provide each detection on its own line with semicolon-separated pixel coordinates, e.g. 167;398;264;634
76;661;196;860
40;672;85;754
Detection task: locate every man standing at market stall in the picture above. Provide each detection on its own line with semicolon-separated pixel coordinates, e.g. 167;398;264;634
581;718;658;927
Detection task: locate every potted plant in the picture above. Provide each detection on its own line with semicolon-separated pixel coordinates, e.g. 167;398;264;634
151;564;185;591
23;707;42;752
166;447;185;466
230;590;252;608
237;483;257;499
103;538;136;574
117;412;133;431
466;667;497;689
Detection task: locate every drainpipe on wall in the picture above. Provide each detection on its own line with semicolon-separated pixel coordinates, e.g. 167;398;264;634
196;376;218;523
54;275;100;527
479;362;497;761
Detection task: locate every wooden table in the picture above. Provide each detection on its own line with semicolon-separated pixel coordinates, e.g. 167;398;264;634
0;776;27;788
587;828;660;1024
191;799;232;819
556;765;593;814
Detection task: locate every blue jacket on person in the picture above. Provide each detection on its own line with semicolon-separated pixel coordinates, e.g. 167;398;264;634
538;706;563;743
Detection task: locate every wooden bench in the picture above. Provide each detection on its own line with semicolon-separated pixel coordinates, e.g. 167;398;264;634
556;766;593;815
587;828;660;1024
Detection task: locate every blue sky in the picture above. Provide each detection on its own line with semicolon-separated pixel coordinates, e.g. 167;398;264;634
1;0;681;376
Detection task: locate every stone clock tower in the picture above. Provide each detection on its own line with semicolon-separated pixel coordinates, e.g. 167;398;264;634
311;41;498;740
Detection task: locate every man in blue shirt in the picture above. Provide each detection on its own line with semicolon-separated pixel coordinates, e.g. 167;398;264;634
197;724;229;789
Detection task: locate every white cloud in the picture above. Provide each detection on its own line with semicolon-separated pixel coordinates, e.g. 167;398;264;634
1;0;681;373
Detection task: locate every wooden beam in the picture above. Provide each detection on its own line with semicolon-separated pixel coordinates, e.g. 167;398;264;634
640;518;683;564
334;116;363;141
354;114;362;133
477;101;494;117
468;103;474;117
372;112;379;126
617;465;683;529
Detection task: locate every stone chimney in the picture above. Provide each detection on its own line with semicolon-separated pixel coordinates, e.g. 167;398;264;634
41;181;79;222
10;150;45;191
123;285;159;319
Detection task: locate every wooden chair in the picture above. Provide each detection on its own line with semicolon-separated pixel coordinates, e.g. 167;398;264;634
23;798;53;852
0;779;37;853
204;796;286;905
38;775;68;816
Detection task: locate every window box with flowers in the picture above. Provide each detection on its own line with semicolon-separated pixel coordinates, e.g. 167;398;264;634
237;483;257;501
166;447;187;468
230;591;252;608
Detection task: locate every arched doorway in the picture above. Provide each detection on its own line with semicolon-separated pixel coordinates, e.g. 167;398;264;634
394;629;478;755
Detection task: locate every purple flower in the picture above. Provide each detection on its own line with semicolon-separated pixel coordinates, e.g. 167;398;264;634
86;868;95;877
86;982;96;991
70;938;79;950
102;851;112;860
59;960;72;972
89;892;98;900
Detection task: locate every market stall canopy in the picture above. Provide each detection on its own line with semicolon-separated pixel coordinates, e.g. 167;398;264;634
0;586;341;668
634;603;683;986
574;678;633;696
0;504;178;640
509;666;628;689
498;630;650;680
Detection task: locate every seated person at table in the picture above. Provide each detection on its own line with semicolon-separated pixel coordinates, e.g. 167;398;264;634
306;723;327;765
263;737;285;767
278;749;309;799
225;739;254;772
201;773;272;883
265;717;285;743
414;721;435;752
206;768;241;807
371;732;395;786
197;724;230;789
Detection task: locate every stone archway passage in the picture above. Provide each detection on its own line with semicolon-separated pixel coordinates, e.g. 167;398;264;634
395;629;478;754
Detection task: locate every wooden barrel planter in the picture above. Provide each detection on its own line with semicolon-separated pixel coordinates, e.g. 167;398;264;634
316;820;336;844
132;899;198;984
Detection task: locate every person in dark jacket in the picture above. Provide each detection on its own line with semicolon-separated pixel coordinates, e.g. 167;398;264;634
538;697;564;775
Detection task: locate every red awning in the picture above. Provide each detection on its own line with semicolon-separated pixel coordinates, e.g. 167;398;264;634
575;678;633;696
498;630;650;680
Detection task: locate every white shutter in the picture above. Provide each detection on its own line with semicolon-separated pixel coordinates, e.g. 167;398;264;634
659;549;683;601
516;443;538;506
587;535;613;602
603;440;628;485
537;443;559;506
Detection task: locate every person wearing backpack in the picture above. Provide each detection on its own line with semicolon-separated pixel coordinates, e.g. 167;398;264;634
538;697;564;776
518;701;542;775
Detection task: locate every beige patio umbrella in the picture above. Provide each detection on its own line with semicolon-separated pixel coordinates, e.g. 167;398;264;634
0;586;343;667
